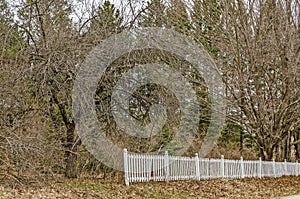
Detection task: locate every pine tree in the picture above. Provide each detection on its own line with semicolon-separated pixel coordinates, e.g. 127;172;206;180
139;0;167;27
87;0;123;44
0;0;25;59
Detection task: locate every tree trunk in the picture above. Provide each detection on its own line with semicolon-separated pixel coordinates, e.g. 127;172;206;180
294;132;300;160
284;131;291;161
240;130;243;156
64;122;79;178
261;145;275;161
275;143;284;161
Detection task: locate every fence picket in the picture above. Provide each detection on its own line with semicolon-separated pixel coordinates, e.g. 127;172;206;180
296;161;299;177
164;151;169;181
240;157;244;178
123;149;300;185
259;157;262;179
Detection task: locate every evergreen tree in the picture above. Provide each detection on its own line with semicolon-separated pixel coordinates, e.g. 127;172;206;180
0;0;25;58
166;0;191;34
139;0;167;27
87;0;123;44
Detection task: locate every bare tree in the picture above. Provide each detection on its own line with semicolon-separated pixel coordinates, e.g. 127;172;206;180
191;0;300;160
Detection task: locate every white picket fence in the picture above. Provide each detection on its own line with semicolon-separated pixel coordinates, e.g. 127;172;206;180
123;149;300;186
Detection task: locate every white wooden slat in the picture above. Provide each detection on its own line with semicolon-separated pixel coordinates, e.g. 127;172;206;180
123;149;300;185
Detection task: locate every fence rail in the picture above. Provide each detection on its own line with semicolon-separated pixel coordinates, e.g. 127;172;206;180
123;149;300;186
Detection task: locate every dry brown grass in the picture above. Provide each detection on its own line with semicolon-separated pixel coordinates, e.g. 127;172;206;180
0;175;299;198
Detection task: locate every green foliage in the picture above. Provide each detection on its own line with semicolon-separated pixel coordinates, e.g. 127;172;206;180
89;0;123;38
166;0;191;34
192;0;223;56
139;0;167;27
1;26;25;57
219;121;256;149
220;122;243;143
0;0;26;57
140;0;191;34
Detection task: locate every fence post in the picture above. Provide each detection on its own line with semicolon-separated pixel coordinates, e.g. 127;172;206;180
195;153;200;180
164;151;169;182
284;159;287;176
221;155;225;178
124;148;129;186
241;157;244;178
258;157;262;179
273;159;276;177
207;158;210;179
